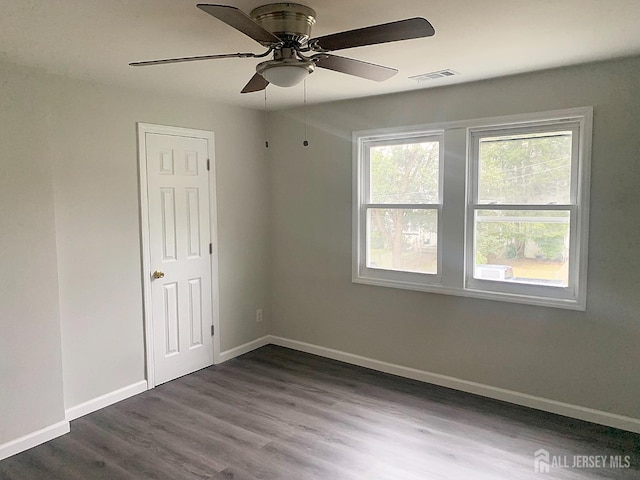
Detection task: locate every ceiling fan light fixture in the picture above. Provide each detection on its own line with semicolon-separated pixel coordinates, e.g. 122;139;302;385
257;59;315;87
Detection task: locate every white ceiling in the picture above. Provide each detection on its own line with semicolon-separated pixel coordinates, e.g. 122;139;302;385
2;0;640;110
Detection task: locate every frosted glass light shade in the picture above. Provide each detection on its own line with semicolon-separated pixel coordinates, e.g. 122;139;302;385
257;60;315;87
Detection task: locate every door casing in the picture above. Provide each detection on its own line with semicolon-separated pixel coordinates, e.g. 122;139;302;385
137;122;221;388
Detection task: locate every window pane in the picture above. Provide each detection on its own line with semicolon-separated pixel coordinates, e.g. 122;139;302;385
478;131;572;204
474;210;570;287
370;141;439;204
367;209;437;274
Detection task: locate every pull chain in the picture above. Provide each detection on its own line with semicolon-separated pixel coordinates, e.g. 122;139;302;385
264;89;269;148
303;79;309;147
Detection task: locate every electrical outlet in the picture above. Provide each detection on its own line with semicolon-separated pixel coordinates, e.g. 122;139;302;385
256;309;263;323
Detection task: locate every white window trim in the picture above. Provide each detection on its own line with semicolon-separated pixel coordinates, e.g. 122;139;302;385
355;130;444;286
353;107;592;310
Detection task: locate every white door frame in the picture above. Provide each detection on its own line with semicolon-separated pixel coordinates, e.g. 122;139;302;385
137;122;221;388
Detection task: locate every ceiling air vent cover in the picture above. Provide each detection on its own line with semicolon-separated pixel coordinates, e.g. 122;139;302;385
409;69;458;82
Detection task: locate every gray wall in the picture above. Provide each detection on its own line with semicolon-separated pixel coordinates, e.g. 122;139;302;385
0;64;66;444
0;59;270;444
46;75;270;408
267;56;640;419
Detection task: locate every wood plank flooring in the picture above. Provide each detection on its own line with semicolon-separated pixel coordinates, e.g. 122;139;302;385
1;345;638;479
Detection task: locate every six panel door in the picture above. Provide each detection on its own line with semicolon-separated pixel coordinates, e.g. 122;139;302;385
146;133;213;385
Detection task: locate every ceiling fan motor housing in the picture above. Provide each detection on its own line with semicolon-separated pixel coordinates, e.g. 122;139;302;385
251;3;317;45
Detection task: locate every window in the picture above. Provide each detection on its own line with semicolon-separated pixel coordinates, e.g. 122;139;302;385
353;108;592;309
354;131;443;286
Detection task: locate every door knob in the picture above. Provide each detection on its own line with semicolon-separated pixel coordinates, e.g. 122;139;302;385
152;270;165;279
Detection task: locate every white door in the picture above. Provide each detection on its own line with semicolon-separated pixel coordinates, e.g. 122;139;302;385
143;129;215;385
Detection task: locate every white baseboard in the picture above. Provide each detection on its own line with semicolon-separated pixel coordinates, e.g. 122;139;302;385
268;336;640;434
217;335;270;364
0;420;69;461
65;380;148;421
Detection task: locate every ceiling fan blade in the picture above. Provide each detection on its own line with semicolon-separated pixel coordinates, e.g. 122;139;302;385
241;73;269;93
309;18;435;52
197;4;281;45
314;54;397;81
130;52;255;66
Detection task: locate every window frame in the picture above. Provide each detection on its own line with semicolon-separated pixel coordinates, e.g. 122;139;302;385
466;121;581;302
354;129;445;288
353;107;592;310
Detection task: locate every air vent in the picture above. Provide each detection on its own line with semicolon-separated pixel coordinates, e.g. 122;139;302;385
409;69;459;82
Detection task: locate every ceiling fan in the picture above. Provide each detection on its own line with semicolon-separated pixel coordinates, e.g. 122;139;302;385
130;3;435;93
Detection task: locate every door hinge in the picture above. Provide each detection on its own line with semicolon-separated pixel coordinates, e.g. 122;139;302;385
207;158;210;171
211;324;215;336
209;243;213;255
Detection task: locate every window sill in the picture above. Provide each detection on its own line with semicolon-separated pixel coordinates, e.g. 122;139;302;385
352;275;585;311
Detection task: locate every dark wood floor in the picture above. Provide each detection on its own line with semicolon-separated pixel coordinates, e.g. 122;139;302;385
1;345;638;479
